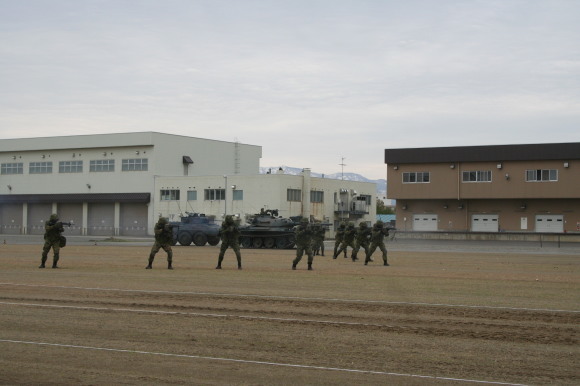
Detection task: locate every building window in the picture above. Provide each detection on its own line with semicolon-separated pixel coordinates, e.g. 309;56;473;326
161;189;180;201
310;190;324;203
1;163;23;175
187;190;197;201
403;172;430;183
29;162;53;174
90;159;115;172
233;190;243;200
359;195;372;205
287;189;301;202
526;169;558;182
462;170;491;182
204;189;225;201
122;158;148;171
59;161;83;173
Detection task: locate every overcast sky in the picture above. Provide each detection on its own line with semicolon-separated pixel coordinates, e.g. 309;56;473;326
1;0;579;180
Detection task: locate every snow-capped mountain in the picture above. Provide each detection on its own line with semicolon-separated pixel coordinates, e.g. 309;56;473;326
260;166;387;197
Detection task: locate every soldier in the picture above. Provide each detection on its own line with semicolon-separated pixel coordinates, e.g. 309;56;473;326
351;222;371;262
146;217;173;269
39;214;65;268
332;222;347;259
366;220;390;266
292;218;314;270
333;222;356;259
312;221;326;256
216;215;242;270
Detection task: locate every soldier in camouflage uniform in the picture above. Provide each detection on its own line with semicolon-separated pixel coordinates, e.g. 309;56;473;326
292;218;314;270
39;214;65;268
365;220;390;266
311;221;326;256
332;222;346;259
333;222;356;259
146;217;173;269
216;215;242;270
351;222;371;262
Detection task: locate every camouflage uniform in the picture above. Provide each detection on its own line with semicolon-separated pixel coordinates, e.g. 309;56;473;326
146;218;173;269
216;215;242;269
366;221;390;266
311;222;326;256
292;218;314;270
333;222;356;259
39;214;65;268
332;222;346;259
351;222;371;262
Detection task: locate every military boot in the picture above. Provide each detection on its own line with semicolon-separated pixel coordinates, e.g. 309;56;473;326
307;263;313;271
168;262;173;270
216;265;222;269
292;263;297;270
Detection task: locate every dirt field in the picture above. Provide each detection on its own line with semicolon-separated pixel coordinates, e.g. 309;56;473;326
0;241;578;385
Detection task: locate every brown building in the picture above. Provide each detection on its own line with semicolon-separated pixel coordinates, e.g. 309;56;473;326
384;143;580;233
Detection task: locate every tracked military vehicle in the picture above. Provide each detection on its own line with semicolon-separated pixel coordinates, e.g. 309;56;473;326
170;212;221;246
239;209;300;249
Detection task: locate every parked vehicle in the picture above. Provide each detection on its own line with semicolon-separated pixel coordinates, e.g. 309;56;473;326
170;213;220;246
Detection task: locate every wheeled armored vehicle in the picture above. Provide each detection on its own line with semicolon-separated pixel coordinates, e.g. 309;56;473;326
170;213;221;246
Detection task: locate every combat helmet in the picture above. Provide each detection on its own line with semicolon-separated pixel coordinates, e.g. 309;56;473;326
49;214;59;221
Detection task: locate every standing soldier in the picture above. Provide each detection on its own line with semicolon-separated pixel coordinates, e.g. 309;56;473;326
351;222;371;262
333;222;356;259
332;222;347;259
39;213;65;268
292;218;314;270
312;221;326;256
366;220;390;266
216;215;242;270
146;217;173;269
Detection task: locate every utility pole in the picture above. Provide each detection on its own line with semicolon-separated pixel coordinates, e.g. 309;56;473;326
339;157;346;180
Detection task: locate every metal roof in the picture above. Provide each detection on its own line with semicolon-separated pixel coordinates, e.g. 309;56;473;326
384;143;580;164
0;193;150;204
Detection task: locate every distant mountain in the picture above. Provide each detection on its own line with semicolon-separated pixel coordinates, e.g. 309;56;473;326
260;166;387;197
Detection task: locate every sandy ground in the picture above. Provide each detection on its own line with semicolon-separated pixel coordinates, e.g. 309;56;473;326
0;239;578;385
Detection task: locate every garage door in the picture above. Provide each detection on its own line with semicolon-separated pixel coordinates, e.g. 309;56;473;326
0;204;23;234
120;203;148;236
471;214;499;232
535;215;564;233
27;203;52;235
87;203;115;236
413;214;438;231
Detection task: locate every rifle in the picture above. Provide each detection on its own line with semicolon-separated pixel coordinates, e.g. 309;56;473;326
59;222;73;227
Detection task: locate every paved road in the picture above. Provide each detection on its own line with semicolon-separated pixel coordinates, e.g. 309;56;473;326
2;234;579;255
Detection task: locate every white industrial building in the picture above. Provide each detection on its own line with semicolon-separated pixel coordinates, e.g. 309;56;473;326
0;132;376;237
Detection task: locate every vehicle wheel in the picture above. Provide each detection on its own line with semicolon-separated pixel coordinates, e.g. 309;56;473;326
240;237;252;248
263;237;275;248
208;236;220;246
275;237;288;249
252;237;263;248
178;232;192;246
193;232;208;246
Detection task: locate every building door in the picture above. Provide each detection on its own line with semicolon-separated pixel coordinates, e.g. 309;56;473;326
0;204;23;234
535;215;564;233
120;203;148;236
87;203;115;236
27;203;52;235
471;214;499;232
412;214;438;231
